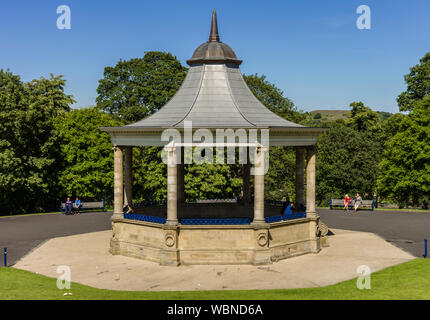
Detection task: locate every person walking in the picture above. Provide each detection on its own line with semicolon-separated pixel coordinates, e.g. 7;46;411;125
354;193;362;212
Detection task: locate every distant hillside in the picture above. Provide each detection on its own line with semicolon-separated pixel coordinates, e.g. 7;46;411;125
309;110;393;122
309;110;350;122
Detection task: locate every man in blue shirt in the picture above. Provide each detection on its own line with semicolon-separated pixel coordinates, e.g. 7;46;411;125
73;197;82;214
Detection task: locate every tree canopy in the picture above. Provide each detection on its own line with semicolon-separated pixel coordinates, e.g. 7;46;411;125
54;107;123;201
0;70;74;214
316;124;381;205
397;52;430;112
2;50;430;215
346;101;381;133
378;97;430;205
96;52;187;123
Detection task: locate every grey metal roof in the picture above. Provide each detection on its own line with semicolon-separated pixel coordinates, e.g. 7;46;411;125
124;10;305;129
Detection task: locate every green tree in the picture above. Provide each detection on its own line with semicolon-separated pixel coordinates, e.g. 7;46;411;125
0;70;74;215
265;147;296;200
185;162;242;201
96;52;187;123
377;97;430;205
316;125;381;205
54;107;122;201
397;52;430;112
132;146;167;201
346;101;381;133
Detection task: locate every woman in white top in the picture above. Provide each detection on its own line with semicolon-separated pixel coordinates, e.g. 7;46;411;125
354;193;362;212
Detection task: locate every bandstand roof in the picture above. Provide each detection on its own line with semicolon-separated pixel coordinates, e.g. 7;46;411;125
100;10;326;146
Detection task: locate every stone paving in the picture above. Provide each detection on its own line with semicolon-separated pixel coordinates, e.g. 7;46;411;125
13;228;414;291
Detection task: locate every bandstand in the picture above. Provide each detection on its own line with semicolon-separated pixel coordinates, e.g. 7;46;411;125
100;10;327;266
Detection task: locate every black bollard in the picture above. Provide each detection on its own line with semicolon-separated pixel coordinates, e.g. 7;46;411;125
3;248;6;267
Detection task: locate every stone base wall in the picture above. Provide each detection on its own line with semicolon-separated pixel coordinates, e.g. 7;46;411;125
110;217;321;265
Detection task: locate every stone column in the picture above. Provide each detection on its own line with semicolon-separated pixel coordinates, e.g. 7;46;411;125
306;146;320;253
113;146;124;220
166;147;178;225
177;147;185;204
253;147;266;224
124;147;133;208
306;146;317;218
243;163;251;204
295;147;305;209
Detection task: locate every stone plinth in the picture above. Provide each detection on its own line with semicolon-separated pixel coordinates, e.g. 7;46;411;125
110;217;321;266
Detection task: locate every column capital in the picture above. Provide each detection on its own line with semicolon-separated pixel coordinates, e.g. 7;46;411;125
164;146;176;152
306;145;317;154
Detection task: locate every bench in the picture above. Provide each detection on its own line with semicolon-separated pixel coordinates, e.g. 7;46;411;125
60;200;105;214
330;199;374;211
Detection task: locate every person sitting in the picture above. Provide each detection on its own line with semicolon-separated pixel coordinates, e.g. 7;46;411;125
73;197;82;214
344;194;351;211
354;193;362;212
280;197;290;215
123;204;134;214
65;197;73;215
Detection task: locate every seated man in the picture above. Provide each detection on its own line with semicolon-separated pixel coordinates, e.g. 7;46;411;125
73;197;82;214
123;204;134;214
65;197;73;215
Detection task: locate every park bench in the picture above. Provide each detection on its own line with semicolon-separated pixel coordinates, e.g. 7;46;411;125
60;200;105;214
330;198;374;211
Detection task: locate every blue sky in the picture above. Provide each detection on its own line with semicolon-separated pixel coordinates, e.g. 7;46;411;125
0;0;429;113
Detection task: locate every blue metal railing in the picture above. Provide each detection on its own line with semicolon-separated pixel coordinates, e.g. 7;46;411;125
265;212;306;223
181;218;251;225
124;213;166;224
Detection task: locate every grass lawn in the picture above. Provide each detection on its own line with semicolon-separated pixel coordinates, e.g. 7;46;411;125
1;259;429;300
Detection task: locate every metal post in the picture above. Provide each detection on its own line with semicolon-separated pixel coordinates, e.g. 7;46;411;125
3;248;7;267
102;199;105;212
425;239;428;258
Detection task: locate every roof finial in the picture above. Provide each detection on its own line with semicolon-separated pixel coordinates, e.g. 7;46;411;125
209;9;220;42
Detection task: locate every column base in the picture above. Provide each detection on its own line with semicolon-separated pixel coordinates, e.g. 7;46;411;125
306;211;318;219
251;220;266;227
165;220;178;226
111;213;124;220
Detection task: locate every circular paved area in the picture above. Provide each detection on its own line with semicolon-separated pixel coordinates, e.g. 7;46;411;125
1;209;429;266
14;229;413;291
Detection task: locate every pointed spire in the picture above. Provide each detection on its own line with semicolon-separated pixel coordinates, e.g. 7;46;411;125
209;10;220;42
